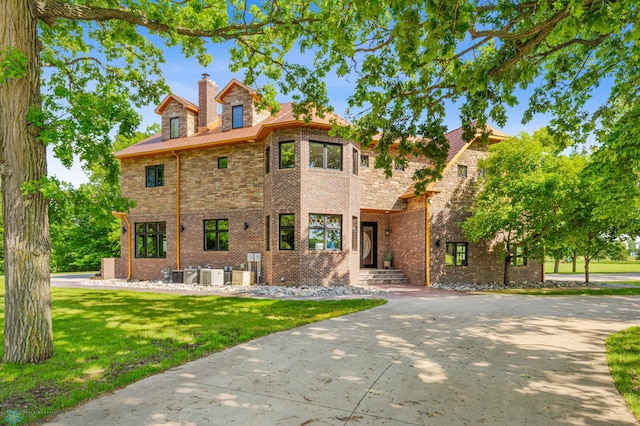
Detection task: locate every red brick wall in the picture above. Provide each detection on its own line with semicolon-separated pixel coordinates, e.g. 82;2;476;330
391;209;426;286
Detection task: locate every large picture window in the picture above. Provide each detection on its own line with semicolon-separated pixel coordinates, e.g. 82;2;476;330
135;222;166;258
204;219;229;251
146;165;164;187
279;141;295;169
446;242;468;266
279;214;295;250
309;214;342;250
309;141;342;170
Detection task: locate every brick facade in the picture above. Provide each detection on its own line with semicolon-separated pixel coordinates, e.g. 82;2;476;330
113;76;542;288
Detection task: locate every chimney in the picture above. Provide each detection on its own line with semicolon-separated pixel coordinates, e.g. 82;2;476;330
198;73;218;131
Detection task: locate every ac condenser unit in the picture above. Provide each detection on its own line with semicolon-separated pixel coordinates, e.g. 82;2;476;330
199;269;224;286
183;268;199;284
171;270;184;284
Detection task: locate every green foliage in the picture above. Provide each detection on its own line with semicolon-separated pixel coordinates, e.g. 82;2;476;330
0;47;28;84
0;284;385;424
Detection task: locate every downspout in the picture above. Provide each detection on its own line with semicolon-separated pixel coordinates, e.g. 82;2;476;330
172;151;181;270
112;211;132;280
425;195;431;287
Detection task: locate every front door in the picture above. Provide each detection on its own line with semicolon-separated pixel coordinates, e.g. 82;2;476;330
361;222;377;268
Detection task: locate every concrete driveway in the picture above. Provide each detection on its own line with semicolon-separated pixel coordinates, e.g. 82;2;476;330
44;293;639;425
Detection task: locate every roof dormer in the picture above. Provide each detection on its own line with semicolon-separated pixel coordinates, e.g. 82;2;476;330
216;79;270;132
155;94;199;141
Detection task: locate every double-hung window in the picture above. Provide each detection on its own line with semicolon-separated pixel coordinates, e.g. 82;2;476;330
309;141;342;170
279;214;295;250
146;165;164;187
446;242;468;266
135;222;166;258
309;214;342;250
204;219;229;251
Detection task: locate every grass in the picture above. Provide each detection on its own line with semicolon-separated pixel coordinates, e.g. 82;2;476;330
544;259;640;274
607;327;640;421
0;283;385;425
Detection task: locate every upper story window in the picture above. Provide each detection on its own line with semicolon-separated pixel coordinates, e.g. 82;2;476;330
279;141;295;169
146;165;164;187
352;148;359;175
510;245;527;266
135;222;166;258
218;157;228;169
170;117;179;139
204;219;229;251
232;105;243;129
309;214;342;250
458;165;468;178
265;147;270;174
309;141;342;170
361;155;369;168
446;242;468;266
279;214;295;250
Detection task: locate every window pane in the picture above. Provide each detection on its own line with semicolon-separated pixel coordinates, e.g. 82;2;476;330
353;148;358;175
361;155;369;167
309;228;324;250
232;105;243;129
445;243;455;266
158;222;166;233
170;117;179;138
458;165;468;178
309;214;323;228
147;235;157;257
218;219;229;230
280;142;295;168
156;166;164;186
136;235;145;257
205;220;217;231
352;217;358;251
266;216;270;251
309;142;324;168
219;232;229;251
146;167;155;187
280;214;294;227
326;215;341;229
218;157;228;169
280;229;295;250
265;147;270;174
205;233;217;250
159;235;166;257
147;223;156;232
327;230;341;250
136;223;145;233
326;144;342;170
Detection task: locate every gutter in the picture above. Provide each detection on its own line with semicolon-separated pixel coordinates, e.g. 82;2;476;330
112;211;132;280
172;150;181;270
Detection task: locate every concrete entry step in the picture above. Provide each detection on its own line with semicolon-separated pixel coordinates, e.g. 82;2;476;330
359;269;410;285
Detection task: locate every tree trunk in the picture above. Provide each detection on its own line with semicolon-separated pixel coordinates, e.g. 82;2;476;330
553;258;560;273
503;255;511;286
1;0;53;363
572;251;577;273
584;257;590;284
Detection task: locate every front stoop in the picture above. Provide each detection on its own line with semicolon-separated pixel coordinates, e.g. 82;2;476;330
359;269;410;285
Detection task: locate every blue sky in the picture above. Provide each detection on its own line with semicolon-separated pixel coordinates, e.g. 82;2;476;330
46;39;590;187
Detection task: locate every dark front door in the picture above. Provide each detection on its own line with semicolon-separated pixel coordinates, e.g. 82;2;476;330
361;222;377;268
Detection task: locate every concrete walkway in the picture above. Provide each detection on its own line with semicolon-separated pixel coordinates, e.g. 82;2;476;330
44;293;639;425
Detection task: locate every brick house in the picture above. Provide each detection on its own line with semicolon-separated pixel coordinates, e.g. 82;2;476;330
109;74;541;286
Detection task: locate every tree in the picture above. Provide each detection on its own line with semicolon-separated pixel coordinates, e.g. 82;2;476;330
1;1;637;363
462;129;578;285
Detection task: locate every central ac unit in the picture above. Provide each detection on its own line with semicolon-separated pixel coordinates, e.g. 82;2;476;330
200;269;224;286
184;268;199;284
171;270;184;284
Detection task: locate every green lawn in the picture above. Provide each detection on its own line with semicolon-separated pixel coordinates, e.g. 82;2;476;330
544;259;640;274
0;283;385;424
607;327;640;421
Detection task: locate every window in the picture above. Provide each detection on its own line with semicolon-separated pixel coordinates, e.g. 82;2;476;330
170;117;179;139
266;216;270;251
204;219;229;251
146;165;164;187
510;245;527;266
394;160;405;171
478;167;486;178
352;217;358;251
218;157;228;169
352;148;359;175
279;141;295;169
265;147;270;174
279;214;295;250
232;105;243;129
309;214;342;250
135;222;166;258
309;141;342;170
458;165;468;178
361;155;369;167
446;242;468;266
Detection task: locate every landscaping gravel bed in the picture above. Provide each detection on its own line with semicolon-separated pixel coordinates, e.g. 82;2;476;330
431;280;604;292
77;279;390;298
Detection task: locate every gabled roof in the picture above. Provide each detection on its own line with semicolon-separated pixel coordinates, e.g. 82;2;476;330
399;125;509;199
215;78;259;102
115;103;343;159
154;93;199;115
